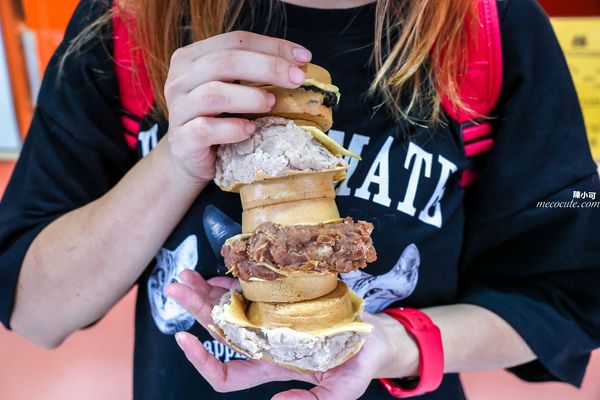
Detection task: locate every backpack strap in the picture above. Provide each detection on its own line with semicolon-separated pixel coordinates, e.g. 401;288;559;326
112;1;155;150
440;0;503;187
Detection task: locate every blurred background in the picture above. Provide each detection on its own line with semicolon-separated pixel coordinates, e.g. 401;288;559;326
1;1;599;399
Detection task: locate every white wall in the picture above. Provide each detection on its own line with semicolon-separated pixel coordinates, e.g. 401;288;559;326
0;18;21;157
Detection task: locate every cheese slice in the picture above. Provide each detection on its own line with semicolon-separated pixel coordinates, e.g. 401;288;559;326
229;260;330;278
299;126;361;160
224;233;251;247
247;277;267;282
254;261;292;277
221;291;374;336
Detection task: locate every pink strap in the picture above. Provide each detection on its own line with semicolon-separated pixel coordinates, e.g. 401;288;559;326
460;168;480;187
465;137;494;157
440;0;503;122
112;2;155;149
462;123;492;144
440;0;502;188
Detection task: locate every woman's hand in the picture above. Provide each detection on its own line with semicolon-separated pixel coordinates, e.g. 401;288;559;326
162;31;313;186
166;270;420;400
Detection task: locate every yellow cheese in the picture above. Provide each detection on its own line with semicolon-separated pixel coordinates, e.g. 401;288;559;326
224;233;251;246
222;291;374;336
302;79;341;103
299;126;361;160
254;261;292;277
283;217;345;226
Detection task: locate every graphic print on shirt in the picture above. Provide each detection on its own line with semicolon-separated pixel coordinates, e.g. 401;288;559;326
139;123;159;157
203;339;247;362
341;244;420;313
329;130;457;229
147;235;198;334
203;205;242;275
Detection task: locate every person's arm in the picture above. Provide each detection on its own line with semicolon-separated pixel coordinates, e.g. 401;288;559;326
10;140;206;348
370;304;535;380
430;305;536;372
1;3;315;348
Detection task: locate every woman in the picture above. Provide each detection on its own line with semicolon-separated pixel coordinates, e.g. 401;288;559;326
1;0;599;398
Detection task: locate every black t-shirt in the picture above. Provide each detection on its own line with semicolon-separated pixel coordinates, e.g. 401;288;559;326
1;0;600;399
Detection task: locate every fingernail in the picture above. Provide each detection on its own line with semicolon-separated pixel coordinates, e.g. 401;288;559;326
245;122;257;134
289;66;305;85
292;47;312;63
178;270;188;282
175;332;185;348
266;93;276;107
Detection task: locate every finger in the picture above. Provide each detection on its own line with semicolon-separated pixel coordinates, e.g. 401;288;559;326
170;50;306;96
207;276;241;291
177;31;311;67
166;282;221;328
175;331;232;392
273;360;371;400
170;82;275;126
178;269;227;297
308;372;368;400
274;381;364;400
272;389;318;400
310;385;353;400
198;50;306;88
179;116;256;147
175;332;317;392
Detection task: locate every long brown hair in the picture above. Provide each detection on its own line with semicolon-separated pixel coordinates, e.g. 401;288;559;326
67;0;477;124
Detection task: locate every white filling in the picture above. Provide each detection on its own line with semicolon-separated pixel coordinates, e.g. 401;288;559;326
215;117;345;189
212;293;365;371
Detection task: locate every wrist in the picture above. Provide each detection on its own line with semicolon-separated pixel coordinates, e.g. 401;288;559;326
378;308;445;398
153;137;211;191
373;313;420;379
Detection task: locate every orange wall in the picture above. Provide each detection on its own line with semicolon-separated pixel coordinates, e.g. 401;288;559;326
21;0;79;72
462;357;600;400
0;291;135;400
0;162;14;197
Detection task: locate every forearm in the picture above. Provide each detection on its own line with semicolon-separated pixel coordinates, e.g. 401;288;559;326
379;304;536;378
425;304;535;372
10;138;205;348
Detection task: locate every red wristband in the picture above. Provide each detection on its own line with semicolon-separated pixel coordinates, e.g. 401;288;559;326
379;308;444;398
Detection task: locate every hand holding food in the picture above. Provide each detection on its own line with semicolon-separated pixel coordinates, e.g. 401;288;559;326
166;271;418;399
161;31;313;185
